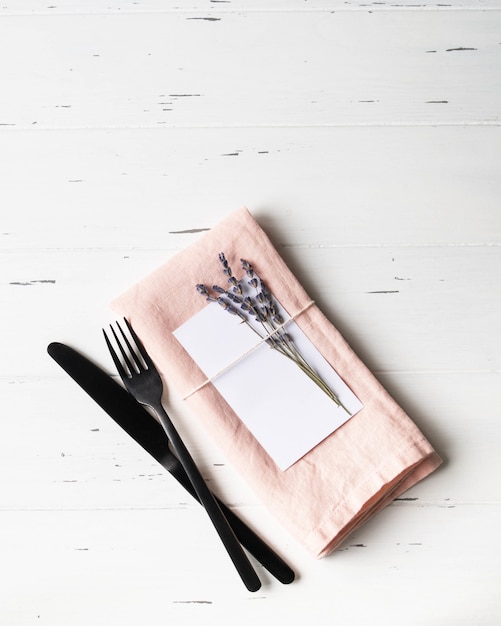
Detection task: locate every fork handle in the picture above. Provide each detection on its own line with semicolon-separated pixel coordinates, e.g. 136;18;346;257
153;402;262;592
166;458;295;584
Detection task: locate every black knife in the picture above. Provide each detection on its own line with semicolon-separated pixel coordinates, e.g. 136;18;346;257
47;342;294;584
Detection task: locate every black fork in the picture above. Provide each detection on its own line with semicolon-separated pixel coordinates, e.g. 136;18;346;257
103;318;261;592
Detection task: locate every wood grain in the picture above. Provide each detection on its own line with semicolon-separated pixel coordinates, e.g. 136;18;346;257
1;2;499;624
0;11;500;127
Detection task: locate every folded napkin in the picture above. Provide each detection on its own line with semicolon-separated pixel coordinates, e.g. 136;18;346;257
111;207;441;558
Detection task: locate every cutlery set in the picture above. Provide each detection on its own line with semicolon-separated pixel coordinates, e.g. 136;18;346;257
48;319;295;591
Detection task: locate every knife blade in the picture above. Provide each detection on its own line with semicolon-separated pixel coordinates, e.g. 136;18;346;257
47;342;294;584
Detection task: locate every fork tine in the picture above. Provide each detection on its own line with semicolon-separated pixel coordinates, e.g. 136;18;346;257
108;322;140;376
102;327;129;381
123;317;153;368
115;319;145;372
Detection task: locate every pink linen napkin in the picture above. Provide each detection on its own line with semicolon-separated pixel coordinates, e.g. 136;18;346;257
111;207;442;558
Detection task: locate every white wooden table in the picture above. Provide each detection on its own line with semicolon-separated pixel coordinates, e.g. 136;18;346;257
1;2;500;624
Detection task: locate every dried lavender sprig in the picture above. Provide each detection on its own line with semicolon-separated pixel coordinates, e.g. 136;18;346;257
200;286;350;413
196;283;218;302
218;253;244;295
234;271;346;409
240;259;312;367
216;296;247;320
196;255;351;414
217;258;275;334
239;259;351;414
208;280;288;352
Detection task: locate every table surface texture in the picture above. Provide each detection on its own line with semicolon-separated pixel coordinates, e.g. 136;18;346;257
1;2;500;625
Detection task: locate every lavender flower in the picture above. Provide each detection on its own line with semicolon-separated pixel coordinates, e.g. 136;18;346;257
196;254;350;414
196;283;217;302
196;283;209;296
216;296;246;319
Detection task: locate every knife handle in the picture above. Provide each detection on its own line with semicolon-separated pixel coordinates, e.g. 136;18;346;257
215;498;295;584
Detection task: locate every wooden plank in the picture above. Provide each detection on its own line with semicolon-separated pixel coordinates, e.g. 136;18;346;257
0;11;500;127
2;0;501;14
2;0;501;13
1;126;500;249
2;244;499;374
1;504;500;624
